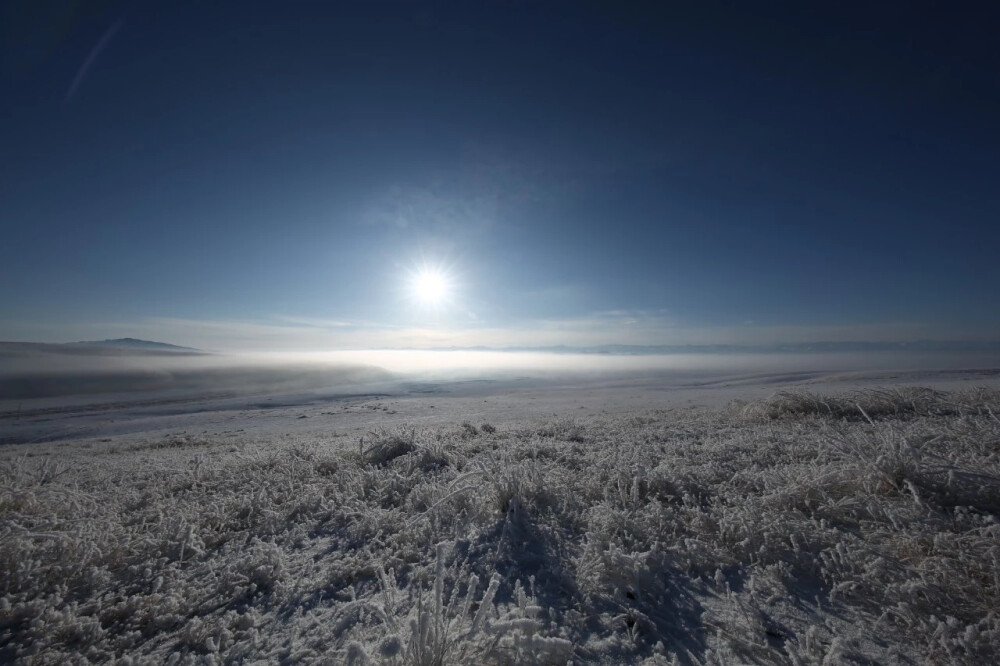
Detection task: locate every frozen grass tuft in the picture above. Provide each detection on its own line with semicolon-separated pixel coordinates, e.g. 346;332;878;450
362;427;418;466
1;386;998;664
738;386;1000;422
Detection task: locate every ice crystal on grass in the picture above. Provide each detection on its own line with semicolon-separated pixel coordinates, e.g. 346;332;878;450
362;427;419;467
1;386;998;664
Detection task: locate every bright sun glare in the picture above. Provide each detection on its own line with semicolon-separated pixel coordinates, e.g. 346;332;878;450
412;268;450;306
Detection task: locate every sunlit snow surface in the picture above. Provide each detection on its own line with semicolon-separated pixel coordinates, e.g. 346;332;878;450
2;354;1000;664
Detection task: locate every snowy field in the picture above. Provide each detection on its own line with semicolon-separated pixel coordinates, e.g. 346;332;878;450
2;356;1000;664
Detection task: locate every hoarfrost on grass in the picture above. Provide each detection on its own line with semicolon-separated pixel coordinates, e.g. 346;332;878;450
1;387;999;664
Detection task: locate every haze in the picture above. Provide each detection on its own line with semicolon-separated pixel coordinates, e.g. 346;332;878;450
5;343;1000;403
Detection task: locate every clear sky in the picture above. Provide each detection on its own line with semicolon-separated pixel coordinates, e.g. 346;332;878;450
2;1;997;350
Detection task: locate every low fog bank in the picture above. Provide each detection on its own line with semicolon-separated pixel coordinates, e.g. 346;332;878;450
2;343;999;402
0;347;392;401
327;349;1000;379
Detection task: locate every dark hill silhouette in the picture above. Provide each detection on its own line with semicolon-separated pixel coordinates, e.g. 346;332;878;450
72;338;200;352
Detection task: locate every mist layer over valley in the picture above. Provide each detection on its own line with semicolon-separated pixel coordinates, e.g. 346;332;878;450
4;342;1000;445
5;341;1000;403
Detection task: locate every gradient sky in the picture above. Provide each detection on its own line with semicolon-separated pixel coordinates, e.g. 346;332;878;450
1;1;998;350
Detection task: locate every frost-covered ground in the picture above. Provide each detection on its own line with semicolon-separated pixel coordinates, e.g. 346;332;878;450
2;382;1000;664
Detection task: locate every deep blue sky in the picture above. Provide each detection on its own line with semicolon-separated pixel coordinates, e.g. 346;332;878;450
2;1;998;349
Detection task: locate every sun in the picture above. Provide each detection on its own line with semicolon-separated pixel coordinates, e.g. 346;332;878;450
412;267;451;306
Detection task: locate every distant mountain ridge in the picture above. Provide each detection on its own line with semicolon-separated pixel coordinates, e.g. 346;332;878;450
0;339;206;361
72;338;199;352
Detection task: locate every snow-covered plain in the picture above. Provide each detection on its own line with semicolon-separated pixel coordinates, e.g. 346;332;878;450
2;356;1000;664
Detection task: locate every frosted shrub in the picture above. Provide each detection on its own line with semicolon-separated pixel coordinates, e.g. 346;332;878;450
740;386;962;421
362;427;418;466
372;543;570;665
